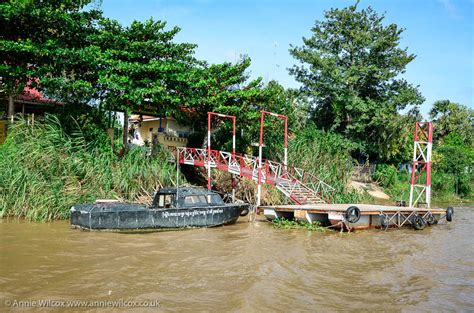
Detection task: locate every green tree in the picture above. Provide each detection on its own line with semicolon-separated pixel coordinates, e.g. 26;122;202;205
0;0;102;115
94;18;197;115
247;81;308;160
429;100;474;146
167;57;277;156
187;74;301;160
90;17;200;146
289;3;424;161
176;56;263;131
433;132;474;197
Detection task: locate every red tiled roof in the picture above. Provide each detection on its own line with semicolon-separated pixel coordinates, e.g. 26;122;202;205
16;86;58;104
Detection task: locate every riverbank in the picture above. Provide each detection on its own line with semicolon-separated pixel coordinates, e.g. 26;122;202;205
349;179;473;207
1;117;470;222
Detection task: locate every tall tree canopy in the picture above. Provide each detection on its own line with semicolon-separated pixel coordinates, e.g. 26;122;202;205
429;100;474;146
173;56;263;128
93;21;271;148
1;0;271;150
197;78;302;158
93;18;198;115
289;3;424;161
0;0;102;102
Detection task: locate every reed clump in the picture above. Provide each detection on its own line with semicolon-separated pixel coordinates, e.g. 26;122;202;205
213;171;283;205
0;116;180;221
289;127;363;203
272;218;326;232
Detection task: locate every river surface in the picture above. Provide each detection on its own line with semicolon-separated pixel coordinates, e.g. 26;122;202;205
1;207;473;312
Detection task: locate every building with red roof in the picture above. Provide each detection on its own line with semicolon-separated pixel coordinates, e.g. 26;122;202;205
1;86;61;118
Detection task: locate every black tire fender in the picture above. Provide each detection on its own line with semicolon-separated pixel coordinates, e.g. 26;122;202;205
379;214;389;228
412;215;426;230
345;206;361;223
240;208;249;217
426;214;437;225
446;207;454;222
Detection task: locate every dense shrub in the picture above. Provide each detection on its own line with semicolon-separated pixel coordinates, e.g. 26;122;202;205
372;164;398;188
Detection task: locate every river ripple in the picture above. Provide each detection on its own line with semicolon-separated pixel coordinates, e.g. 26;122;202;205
0;207;473;312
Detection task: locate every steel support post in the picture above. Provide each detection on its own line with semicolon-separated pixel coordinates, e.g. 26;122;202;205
257;111;289;206
257;112;264;206
176;148;180;201
207;112;211;190
207;112;237;195
7;95;14;120
283;116;288;178
232;117;236;202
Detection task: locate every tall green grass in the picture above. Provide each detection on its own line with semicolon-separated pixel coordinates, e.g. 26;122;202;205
0;116;181;221
289;127;363;203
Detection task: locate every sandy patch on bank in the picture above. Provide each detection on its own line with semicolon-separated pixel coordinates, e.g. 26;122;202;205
350;181;390;200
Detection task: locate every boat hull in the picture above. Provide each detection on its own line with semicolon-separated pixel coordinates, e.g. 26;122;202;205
70;203;249;230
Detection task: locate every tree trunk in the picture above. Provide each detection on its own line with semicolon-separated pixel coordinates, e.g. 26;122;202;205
123;111;129;150
7;95;15;119
108;110;112;128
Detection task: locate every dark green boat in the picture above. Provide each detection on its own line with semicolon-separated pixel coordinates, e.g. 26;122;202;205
70;187;250;231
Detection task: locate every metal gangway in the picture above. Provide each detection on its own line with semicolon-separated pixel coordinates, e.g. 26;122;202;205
176;147;335;205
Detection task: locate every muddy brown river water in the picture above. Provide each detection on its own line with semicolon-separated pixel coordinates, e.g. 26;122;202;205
0;207;473;312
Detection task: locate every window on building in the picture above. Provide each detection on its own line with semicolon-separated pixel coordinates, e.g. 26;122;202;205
177;131;189;138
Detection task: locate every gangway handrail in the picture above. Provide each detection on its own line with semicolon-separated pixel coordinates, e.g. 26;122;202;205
176;146;335;205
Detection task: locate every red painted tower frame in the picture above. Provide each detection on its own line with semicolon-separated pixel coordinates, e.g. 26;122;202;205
409;122;433;209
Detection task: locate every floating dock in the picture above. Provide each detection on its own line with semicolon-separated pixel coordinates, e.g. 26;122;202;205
259;204;452;231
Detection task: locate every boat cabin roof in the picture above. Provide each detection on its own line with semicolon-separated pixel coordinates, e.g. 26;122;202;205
157;187;219;197
153;187;224;208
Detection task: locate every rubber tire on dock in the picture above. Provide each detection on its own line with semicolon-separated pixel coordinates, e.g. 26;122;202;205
240;208;249;217
345;206;361;223
446;207;454;222
379;214;389;229
426;214;437;225
411;215;426;230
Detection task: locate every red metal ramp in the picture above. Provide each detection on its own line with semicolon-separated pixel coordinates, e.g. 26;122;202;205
177;147;335;205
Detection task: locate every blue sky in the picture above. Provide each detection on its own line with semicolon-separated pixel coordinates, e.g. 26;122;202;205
100;0;474;116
